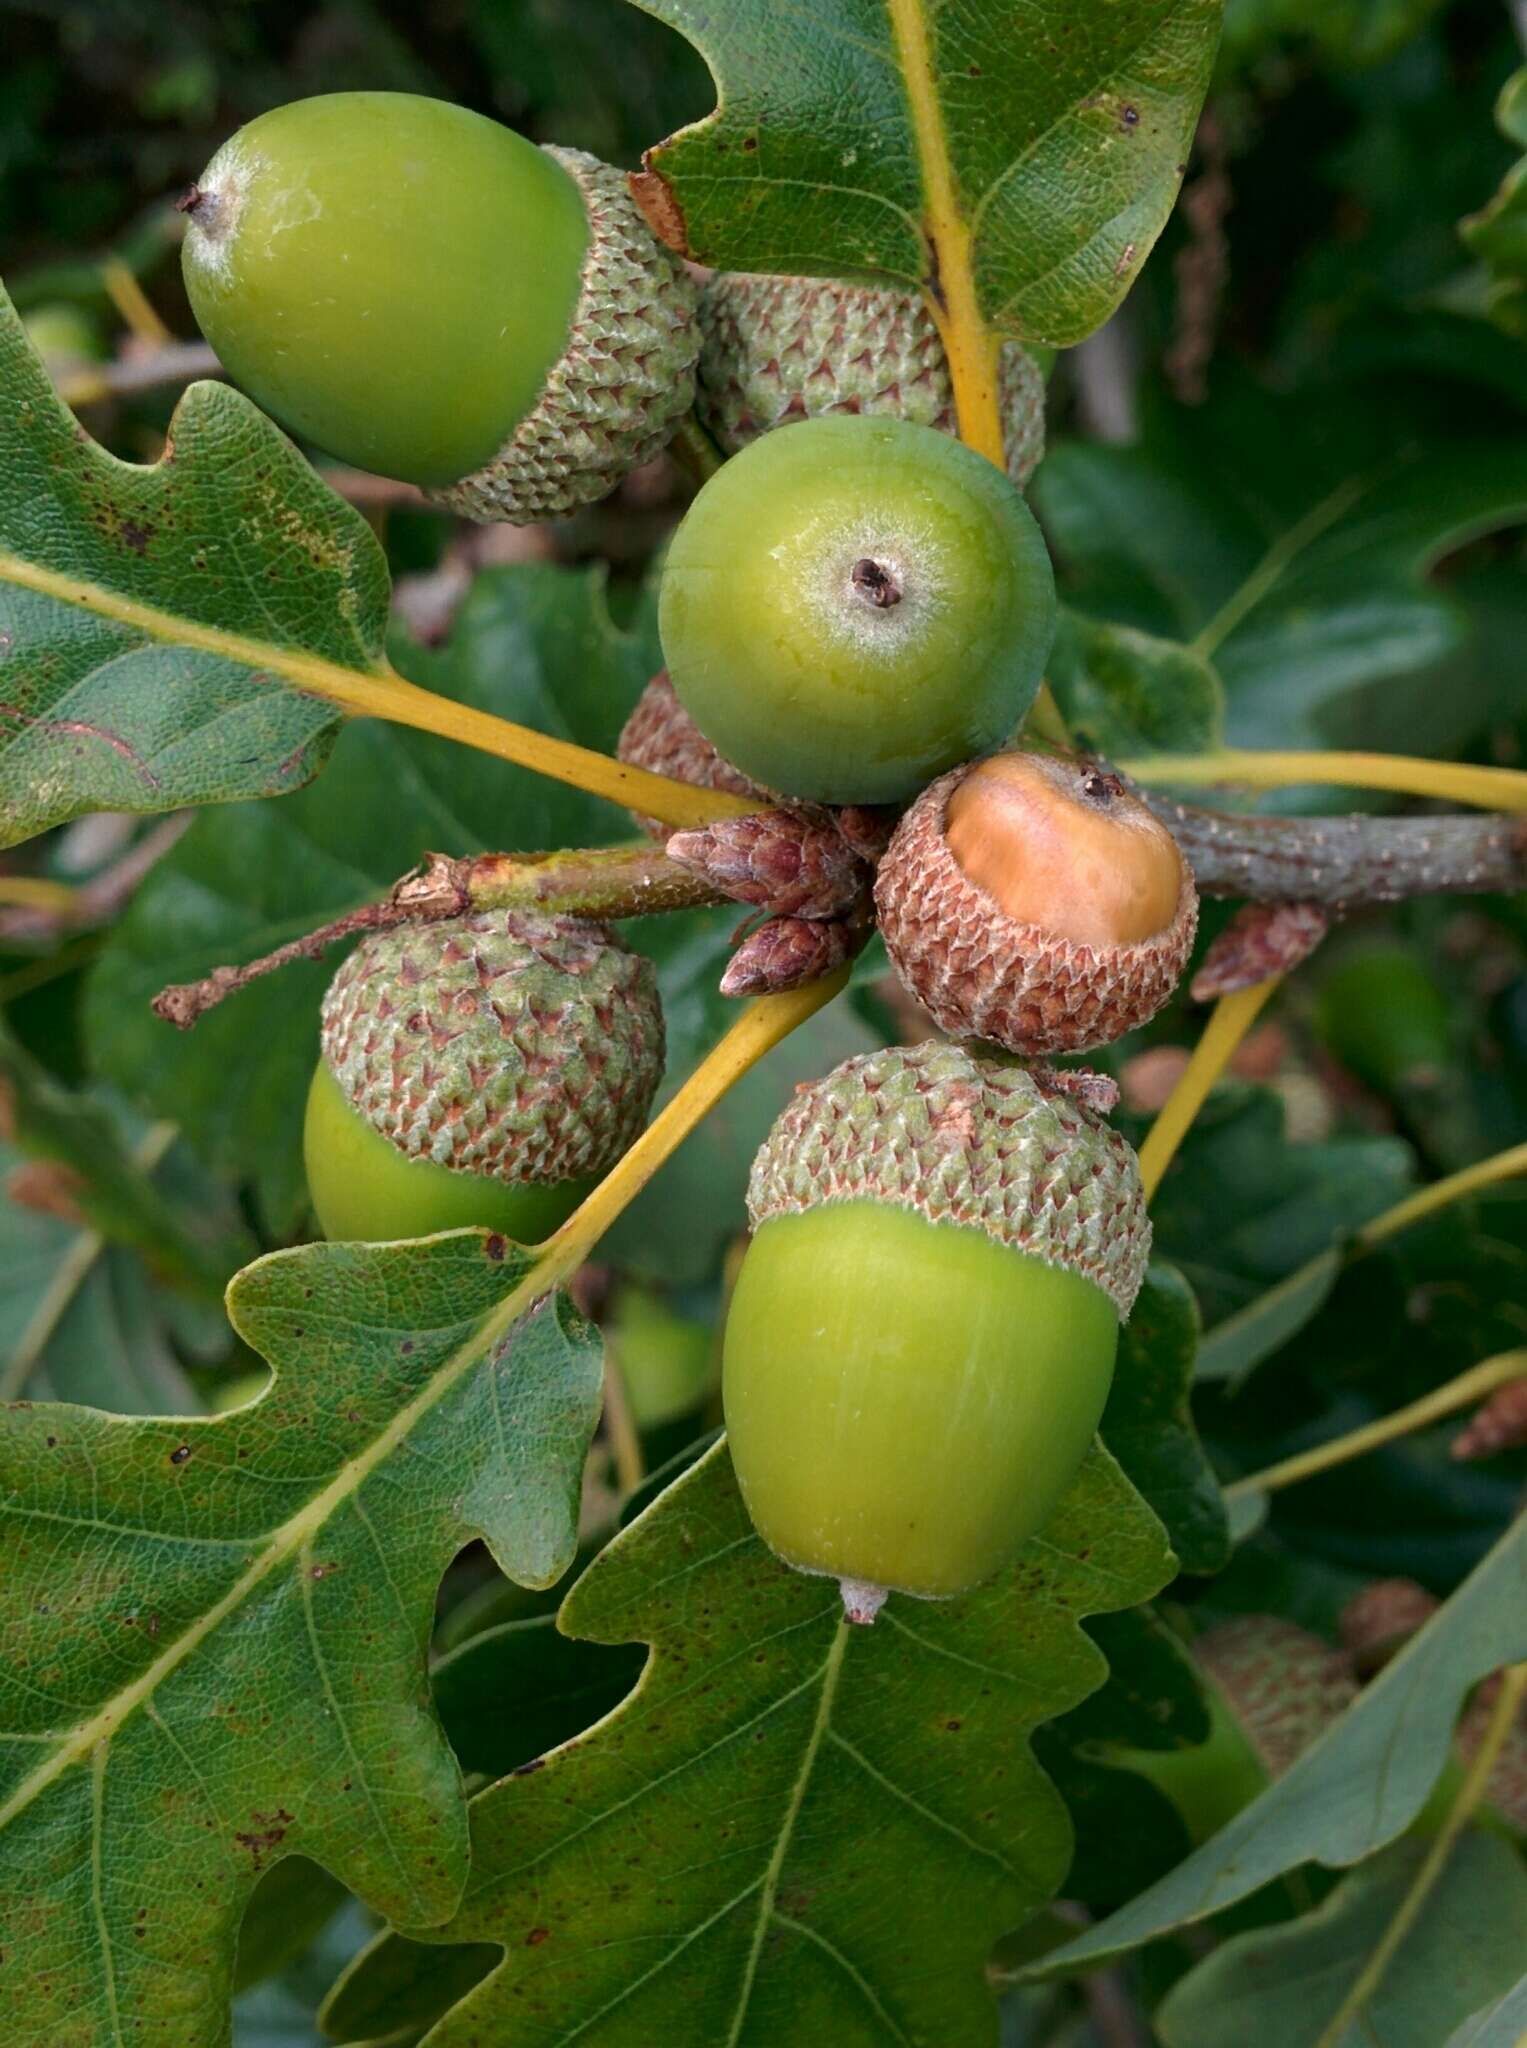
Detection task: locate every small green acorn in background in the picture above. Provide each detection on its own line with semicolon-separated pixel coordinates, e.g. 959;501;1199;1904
696;270;1047;487
658;413;1058;807
180;92;698;520
304;910;664;1244
605;1284;717;1432
722;1042;1150;1620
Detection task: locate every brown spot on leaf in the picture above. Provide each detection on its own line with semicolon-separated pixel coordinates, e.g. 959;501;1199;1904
526;1927;550;1946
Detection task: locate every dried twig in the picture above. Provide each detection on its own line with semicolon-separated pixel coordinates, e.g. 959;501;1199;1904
0;815;191;944
152;844;728;1029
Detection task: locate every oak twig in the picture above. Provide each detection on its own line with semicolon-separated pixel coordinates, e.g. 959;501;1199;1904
1148;797;1527;906
152;844;729;1029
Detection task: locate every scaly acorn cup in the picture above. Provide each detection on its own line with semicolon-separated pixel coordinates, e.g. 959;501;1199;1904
697;270;1047;487
181;92;698;520
723;1043;1150;1618
659;415;1058;807
616;671;765;839
304;910;664;1243
875;752;1198;1057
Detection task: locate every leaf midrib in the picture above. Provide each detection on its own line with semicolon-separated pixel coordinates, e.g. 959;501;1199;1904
0;1255;541;1837
725;1616;850;2046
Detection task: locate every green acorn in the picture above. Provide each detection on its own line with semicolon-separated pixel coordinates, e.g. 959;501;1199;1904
696;271;1047;485
304;910;664;1243
723;1043;1150;1616
181;93;699;520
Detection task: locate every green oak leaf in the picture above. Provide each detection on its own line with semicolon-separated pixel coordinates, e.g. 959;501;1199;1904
1446;1972;1527;2048
1102;1262;1229;1575
1047;610;1224;760
1460;69;1527;341
0;1129;231;1413
1132;1085;1414;1329
1031;1608;1205;1909
1220;0;1447;70
323;1435;1175;2048
631;0;1221;346
1157;1830;1527;2048
0;1233;603;2047
0;1025;251;1303
1028;1506;1527;1976
431;1613;645;1785
0;285;386;846
1035;375;1527;753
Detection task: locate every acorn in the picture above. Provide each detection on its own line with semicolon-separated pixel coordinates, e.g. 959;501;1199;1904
874;751;1198;1057
180;93;699;521
303;910;664;1243
696;271;1047;487
1103;1618;1358;1844
722;1042;1151;1617
660;415;1057;807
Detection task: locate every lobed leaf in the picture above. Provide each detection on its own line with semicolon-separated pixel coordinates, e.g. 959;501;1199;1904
632;0;1221;346
0;1234;603;2045
325;1436;1176;2047
0;289;390;846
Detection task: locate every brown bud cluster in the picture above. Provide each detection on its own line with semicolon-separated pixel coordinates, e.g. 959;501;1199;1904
1190;900;1329;1002
719;915;859;998
1451;1376;1527;1461
666;811;868;921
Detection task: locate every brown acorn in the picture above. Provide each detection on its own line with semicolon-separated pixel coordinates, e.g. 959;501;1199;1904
874;751;1198;1057
696;272;1046;487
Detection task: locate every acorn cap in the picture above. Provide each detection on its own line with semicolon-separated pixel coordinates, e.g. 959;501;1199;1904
432;150;700;525
1195;1616;1358;1779
747;1040;1150;1319
874;762;1199;1057
616;671;763;838
697;272;1046;487
320;910;664;1184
